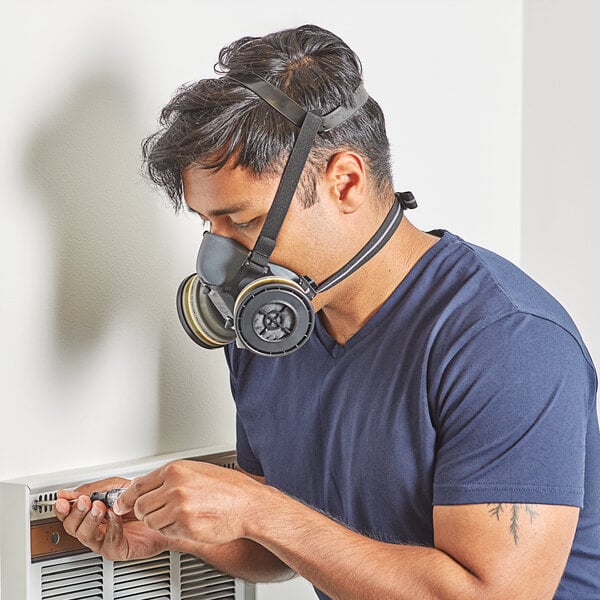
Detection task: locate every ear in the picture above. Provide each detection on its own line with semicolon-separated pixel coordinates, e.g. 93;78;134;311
323;151;366;214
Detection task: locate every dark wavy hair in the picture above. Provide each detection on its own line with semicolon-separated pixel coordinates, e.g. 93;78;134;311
142;24;394;211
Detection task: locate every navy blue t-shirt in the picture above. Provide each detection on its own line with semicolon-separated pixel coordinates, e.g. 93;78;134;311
225;231;600;599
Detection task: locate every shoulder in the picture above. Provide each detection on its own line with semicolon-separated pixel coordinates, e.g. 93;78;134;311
426;232;594;370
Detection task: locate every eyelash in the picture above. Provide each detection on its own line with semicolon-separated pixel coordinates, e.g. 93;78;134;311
193;213;258;232
231;217;258;230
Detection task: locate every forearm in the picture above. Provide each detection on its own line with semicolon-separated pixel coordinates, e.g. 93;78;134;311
167;536;295;583
245;487;483;600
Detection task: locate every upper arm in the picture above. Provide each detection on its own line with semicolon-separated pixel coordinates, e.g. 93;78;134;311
433;503;579;599
432;315;593;509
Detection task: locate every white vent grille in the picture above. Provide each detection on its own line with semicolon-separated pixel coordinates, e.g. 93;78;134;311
41;555;103;599
36;552;245;600
114;552;171;599
220;461;237;471
32;490;59;519
1;446;254;600
180;554;235;599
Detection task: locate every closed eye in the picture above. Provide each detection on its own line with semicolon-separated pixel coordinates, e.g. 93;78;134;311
231;217;261;230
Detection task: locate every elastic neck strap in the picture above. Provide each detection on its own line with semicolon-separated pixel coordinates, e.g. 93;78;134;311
313;194;405;295
227;74;369;272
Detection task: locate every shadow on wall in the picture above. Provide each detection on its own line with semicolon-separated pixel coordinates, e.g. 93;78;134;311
22;64;231;450
24;69;161;361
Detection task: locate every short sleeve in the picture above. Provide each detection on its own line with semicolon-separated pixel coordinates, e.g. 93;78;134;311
236;415;264;477
431;313;595;507
224;346;265;477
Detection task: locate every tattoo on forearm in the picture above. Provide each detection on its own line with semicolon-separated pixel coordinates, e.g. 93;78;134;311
487;503;539;545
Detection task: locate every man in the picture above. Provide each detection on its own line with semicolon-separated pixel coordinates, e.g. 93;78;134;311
56;24;600;599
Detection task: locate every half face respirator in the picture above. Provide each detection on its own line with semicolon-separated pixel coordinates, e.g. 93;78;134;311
177;73;417;357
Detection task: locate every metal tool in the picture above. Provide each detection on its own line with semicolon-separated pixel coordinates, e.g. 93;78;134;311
32;488;127;510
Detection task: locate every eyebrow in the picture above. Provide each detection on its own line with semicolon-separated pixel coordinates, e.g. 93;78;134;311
186;200;255;220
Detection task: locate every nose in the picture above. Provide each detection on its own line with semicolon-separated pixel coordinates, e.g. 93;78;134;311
208;221;226;237
207;220;253;251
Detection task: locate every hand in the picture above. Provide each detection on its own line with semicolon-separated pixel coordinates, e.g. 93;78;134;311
113;460;263;545
55;477;169;561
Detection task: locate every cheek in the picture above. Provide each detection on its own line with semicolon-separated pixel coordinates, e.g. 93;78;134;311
269;200;340;279
269;242;305;274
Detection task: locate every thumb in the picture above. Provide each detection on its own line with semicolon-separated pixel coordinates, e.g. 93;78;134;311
112;478;138;516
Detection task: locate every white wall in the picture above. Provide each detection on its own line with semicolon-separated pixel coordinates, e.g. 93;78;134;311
522;0;600;369
0;1;523;598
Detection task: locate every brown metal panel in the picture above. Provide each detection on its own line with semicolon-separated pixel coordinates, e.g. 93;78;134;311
30;518;89;562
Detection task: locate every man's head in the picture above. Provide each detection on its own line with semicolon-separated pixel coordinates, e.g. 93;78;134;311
141;24;394;212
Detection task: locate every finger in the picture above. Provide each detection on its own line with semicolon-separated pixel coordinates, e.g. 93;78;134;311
131;485;168;521
140;503;177;535
59;496;106;553
75;477;132;496
156;521;181;538
57;488;79;502
78;500;107;552
54;498;72;521
113;474;162;516
112;478;137;516
58;495;90;535
57;477;131;504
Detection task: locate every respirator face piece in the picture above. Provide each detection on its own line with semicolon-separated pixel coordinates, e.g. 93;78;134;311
177;232;316;356
176;73;417;357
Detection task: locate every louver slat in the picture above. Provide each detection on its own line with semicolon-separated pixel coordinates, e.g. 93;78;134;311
182;584;236;598
180;554;235;600
116;560;170;576
41;557;102;575
42;591;103;600
114;583;170;598
41;556;103;599
114;552;171;599
182;577;233;589
182;571;230;583
115;570;171;587
41;565;101;583
185;591;236;600
115;592;170;600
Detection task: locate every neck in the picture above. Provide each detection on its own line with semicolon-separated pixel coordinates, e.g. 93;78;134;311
318;217;438;345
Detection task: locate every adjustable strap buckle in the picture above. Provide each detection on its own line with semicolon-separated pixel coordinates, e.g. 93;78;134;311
245;237;276;273
395;191;417;210
297;276;319;300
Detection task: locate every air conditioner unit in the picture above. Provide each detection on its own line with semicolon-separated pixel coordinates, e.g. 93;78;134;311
0;445;256;600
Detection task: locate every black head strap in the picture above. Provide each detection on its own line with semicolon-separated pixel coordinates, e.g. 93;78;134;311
248;110;323;270
227;73;370;272
228;73;369;132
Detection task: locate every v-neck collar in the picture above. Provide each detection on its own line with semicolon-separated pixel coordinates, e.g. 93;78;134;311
314;230;451;359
